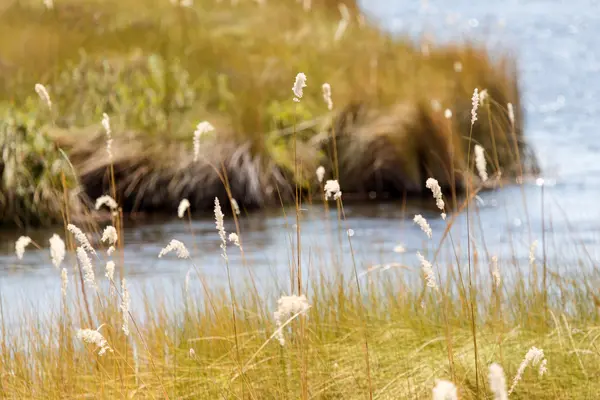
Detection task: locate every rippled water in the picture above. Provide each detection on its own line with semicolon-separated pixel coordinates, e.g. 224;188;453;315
2;0;600;311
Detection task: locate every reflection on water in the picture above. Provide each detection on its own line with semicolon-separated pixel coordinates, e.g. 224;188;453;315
2;0;600;314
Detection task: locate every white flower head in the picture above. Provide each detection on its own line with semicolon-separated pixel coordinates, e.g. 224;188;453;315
432;379;458;400
474;144;488;182
507;103;515;126
274;294;311;346
101;226;118;246
416;252;437;289
214;198;227;260
15;236;32;260
479;89;488;103
444;109;453;119
292;73;307;102
228;233;240;247
489;363;508;400
102;113;113;161
231;198;241;215
34;83;52;110
105;261;115;282
425;178;445;211
68;224;96;254
491;256;501;287
121;278;131;336
413;214;432;239
76;247;96;289
324;180;342;200
189;348;196;358
316;166;325;184
77;328;112;356
178;199;190;218
322;83;333;110
158;239;190;259
471;88;480;125
107;246;116;256
509;346;546;395
193;121;215;162
49;234;66;269
95;195;118;211
61;268;68;298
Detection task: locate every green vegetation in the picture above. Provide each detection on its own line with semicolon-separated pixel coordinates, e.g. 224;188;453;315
0;0;536;226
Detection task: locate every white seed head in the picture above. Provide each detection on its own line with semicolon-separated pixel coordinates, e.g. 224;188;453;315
68;224;96;254
425;178;445;211
61;268;68;298
316;166;326;183
95;195;118;211
49;234;66;269
393;244;406;253
479;89;488;103
538;359;548;376
322;83;333;110
214;198;227;260
101;226;118;246
292;73;307;102
509;346;546;395
193;121;215;162
15;236;32;260
474;144;488;182
444;109;453;119
76;328;112;356
178;199;190;219
416;252;437;289
274;294;311;346
34;83;52;110
107;246;116;256
76;247;96;289
231;198;241;215
158;239;190;259
529;240;538;266
228;233;240;247
43;0;54;9
102;113;113;161
324;180;342;200
489;363;508;400
507;103;515;126
432;379;458;400
189;348;196;358
453;61;463;72
413;214;432;239
471;88;480;125
121;278;131;336
105;261;115;282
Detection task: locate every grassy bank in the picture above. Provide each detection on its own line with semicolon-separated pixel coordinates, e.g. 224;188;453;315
0;0;537;226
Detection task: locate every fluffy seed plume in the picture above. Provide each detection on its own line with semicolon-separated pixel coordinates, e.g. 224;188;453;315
491;256;501;288
95;195;118;211
76;328;112;356
474;144;488;182
214;198;227;260
538;359;548;376
101;226;118;246
507;103;515;126
34;83;52;110
49;234;65;269
178;199;190;218
76;247;96;289
15;236;32;260
316;166;325;183
444;109;452;119
488;363;508;400
231;198;241;215
324;180;342;200
67;224;94;254
61;268;68;298
322;83;333;110
413;214;432;239
193;121;215;162
102;113;113;161
107;246;116;256
189;348;196;358
416;252;437;289
471;88;479;125
529;240;538;265
105;261;115;282
121;279;131;336
508;346;546;395
228;233;241;247
274;294;311;346
425;178;445;211
158;239;190;259
432;379;458;400
292;73;307;102
43;0;54;10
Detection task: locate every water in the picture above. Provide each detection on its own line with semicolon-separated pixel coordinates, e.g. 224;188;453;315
2;0;600;313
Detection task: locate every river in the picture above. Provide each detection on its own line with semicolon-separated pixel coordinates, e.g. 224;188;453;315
2;0;599;312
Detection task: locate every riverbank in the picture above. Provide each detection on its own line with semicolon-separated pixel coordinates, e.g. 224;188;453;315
0;0;536;227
